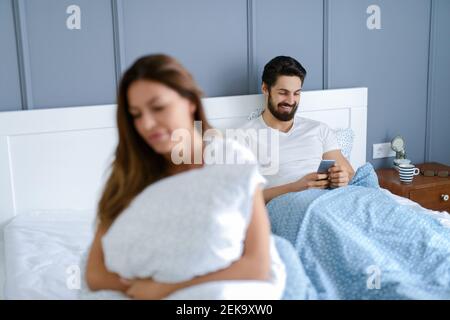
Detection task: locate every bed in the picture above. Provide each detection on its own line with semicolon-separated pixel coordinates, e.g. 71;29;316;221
2;87;444;299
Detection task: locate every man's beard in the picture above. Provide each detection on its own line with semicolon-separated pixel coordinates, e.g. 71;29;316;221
266;92;299;122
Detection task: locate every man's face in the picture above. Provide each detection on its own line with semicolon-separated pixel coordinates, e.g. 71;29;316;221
264;76;302;122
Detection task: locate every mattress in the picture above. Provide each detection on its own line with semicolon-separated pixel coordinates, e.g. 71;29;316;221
2;190;449;300
2;210;95;299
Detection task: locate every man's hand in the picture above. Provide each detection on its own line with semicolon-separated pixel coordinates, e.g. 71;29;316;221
290;172;330;192
122;278;180;300
328;164;351;188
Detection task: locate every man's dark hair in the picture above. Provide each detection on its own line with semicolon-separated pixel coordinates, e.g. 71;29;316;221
262;56;307;88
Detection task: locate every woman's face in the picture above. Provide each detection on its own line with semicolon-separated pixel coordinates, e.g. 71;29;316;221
127;80;196;156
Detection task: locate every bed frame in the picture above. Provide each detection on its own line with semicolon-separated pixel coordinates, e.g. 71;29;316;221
0;87;367;297
0;87;368;229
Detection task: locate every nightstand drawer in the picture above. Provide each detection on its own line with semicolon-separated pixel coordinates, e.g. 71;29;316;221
410;185;450;212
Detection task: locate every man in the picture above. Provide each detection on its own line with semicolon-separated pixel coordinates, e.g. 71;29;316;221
242;56;354;203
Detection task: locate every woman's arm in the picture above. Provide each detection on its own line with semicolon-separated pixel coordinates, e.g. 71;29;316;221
125;186;272;299
85;221;130;292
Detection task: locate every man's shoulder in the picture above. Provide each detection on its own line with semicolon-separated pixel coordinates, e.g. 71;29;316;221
240;115;264;130
296;116;330;130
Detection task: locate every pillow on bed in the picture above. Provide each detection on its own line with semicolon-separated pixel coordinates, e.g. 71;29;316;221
101;139;284;289
334;128;354;159
247;106;264;121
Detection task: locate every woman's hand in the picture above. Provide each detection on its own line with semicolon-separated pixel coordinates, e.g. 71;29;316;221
328;164;351;188
123;278;180;300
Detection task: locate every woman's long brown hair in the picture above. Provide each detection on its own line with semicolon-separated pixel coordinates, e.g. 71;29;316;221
97;54;210;225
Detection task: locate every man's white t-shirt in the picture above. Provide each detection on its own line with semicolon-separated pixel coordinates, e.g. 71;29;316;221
241;114;340;189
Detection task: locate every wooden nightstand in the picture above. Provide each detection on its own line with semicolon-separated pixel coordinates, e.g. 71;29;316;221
376;162;450;212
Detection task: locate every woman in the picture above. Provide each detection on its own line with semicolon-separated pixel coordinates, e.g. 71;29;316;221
84;54;278;299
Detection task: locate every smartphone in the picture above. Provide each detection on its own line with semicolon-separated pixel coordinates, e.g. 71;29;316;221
317;160;336;174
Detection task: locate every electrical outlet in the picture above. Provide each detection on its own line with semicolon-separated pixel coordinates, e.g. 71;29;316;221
373;143;396;159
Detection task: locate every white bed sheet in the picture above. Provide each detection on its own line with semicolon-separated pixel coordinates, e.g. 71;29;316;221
2;192;449;300
0;238;5;300
3;210;95;299
380;188;450;227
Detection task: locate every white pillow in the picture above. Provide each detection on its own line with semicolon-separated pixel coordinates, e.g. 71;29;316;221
247;106;264;121
334;128;355;159
101;140;267;283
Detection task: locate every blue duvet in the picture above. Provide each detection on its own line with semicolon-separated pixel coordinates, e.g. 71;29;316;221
268;164;450;299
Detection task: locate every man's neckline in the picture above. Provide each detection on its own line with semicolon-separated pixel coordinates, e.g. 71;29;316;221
259;112;297;136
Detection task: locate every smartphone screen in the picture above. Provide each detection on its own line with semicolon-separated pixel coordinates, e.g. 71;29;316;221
317;160;336;173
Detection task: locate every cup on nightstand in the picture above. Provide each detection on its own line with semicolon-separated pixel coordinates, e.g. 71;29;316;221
398;164;420;184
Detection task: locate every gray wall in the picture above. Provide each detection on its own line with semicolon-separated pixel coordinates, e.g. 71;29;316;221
121;0;249;97
23;0;117;109
327;0;431;168
0;0;448;166
426;0;450;165
0;0;22;111
253;0;324;92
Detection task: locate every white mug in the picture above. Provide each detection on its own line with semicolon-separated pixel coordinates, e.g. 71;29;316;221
398;164;420;184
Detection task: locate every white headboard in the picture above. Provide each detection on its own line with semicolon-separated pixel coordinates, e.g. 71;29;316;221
0;87;367;228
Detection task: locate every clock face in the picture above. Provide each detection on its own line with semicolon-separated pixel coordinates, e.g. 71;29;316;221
391;136;405;152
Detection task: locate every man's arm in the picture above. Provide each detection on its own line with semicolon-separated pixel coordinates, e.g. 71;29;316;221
263;149;355;203
262;173;330;204
263;183;296;204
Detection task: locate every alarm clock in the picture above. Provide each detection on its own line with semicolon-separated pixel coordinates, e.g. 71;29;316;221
391;136;411;168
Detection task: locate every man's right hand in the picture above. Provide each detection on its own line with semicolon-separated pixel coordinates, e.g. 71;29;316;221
289;172;329;192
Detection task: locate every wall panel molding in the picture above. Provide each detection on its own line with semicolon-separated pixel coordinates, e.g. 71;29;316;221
111;0;126;86
323;0;329;90
425;0;436;162
12;0;33;110
246;0;257;94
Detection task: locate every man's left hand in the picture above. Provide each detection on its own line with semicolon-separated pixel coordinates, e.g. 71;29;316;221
328;165;351;188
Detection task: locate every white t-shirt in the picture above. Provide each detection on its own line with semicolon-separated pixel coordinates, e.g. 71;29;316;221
240;114;340;189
